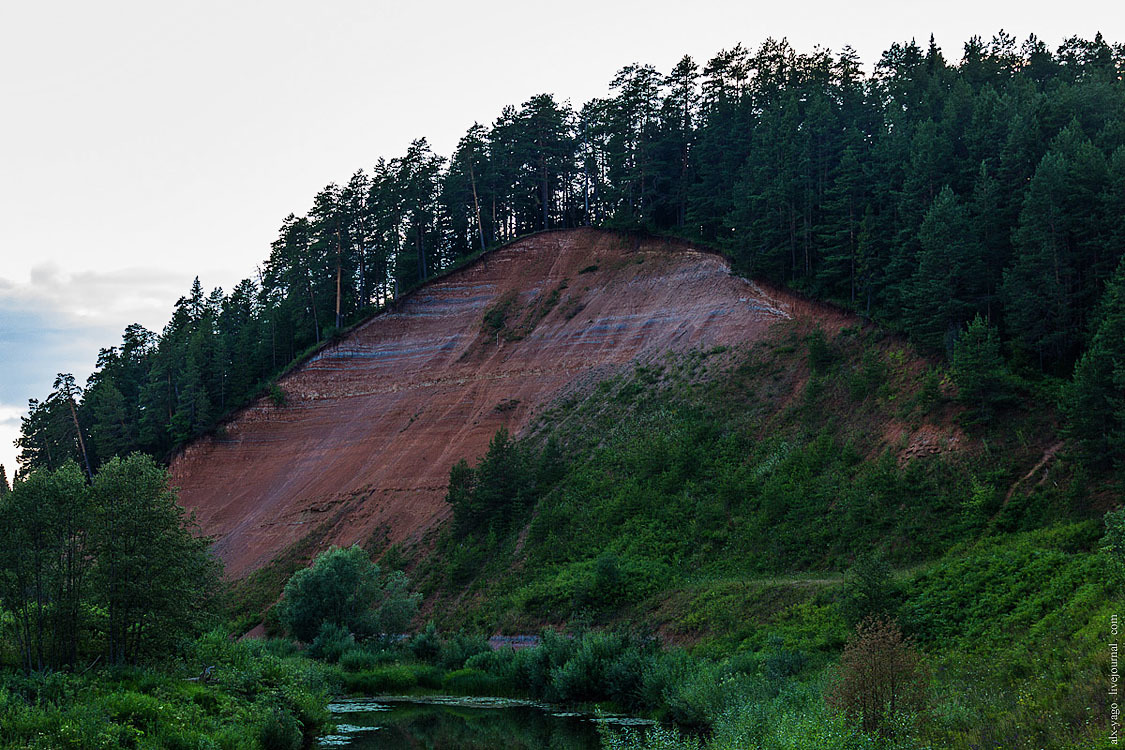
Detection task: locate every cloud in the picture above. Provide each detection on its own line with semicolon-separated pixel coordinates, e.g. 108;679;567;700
2;263;192;331
0;403;25;478
0;264;200;449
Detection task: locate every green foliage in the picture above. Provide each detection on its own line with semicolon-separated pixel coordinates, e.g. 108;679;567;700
256;704;303;750
0;630;330;750
838;552;900;626
1065;254;1125;476
0;455;220;670
899;522;1104;651
446;426;564;542
306;622;355;662
337;645;396;672
437;631;491;670
279;544;420;643
903;187;986;352
482;291;517;333
337;664;420;694
951;314;1015;423
0;461;89;671
441;667;510;696
603;676;916;750
90;454;222;665
268;383;287;407
408;621;442;662
1100;507;1125;583
804;329;838;377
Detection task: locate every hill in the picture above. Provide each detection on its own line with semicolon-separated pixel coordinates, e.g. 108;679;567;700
173;228;856;578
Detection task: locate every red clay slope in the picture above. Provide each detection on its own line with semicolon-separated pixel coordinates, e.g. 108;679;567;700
172;228;826;578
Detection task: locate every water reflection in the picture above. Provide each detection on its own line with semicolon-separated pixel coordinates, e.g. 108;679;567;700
321;696;643;749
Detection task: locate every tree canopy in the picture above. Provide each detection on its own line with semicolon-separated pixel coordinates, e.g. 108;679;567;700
16;32;1125;481
279;545;420;642
0;454;220;670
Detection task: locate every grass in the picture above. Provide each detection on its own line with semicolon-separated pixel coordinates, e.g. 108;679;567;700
196;315;1119;749
393;322;1116;748
0;629;332;750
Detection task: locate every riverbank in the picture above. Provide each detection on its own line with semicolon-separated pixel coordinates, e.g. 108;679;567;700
0;629;331;750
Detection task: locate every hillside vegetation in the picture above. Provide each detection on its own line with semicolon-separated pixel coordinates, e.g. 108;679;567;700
400;323;1114;748
3;30;1124;750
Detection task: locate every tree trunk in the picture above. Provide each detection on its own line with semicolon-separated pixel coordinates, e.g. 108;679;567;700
335;230;343;330
66;396;93;480
307;276;320;345
541;158;550;231
470;164;485;252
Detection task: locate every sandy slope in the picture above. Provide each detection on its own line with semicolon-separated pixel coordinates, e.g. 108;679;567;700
172;228;831;578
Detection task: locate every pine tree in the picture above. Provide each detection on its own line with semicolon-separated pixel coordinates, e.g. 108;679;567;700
951;314;1013;423
170;333;212;444
1002;151;1076;369
1066;255;1125;475
903;186;986;351
816;144;867;303
86;381;133;462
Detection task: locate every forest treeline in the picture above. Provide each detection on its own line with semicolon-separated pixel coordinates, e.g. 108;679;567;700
12;31;1125;477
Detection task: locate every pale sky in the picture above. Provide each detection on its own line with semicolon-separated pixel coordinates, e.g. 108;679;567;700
1;0;1120;476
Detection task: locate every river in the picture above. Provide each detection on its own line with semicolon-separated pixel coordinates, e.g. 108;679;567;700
319;695;654;749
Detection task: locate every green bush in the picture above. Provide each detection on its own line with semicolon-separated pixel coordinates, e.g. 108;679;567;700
441;667;511;696
438;631;491;670
838;552;899;625
550;630;646;704
412;664;445;689
307;622;355;663
464;648;519;682
0;632;331;750
409;621;442;661
807;329;838;374
338;664;418;694
664;666;761;728
338;646;395;672
279;545;420;643
256;703;302;750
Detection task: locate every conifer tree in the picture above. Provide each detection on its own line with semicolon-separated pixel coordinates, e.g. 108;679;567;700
951;314;1012;423
1066;256;1125;475
903;186;986;351
1003;151;1076;369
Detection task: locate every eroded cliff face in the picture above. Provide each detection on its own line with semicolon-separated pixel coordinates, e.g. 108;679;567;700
172;229;828;578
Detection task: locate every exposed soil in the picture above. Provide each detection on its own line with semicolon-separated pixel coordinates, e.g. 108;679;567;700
173;229;837;578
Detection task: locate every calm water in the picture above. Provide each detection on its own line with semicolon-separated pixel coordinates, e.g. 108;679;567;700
319;696;651;749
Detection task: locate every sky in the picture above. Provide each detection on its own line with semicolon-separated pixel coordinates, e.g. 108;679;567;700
1;0;1120;477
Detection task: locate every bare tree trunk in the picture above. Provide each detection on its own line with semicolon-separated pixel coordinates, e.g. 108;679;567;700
416;224;427;281
65;393;92;479
335;230;343;330
307;274;321;345
541;157;550;231
470;164;485;252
